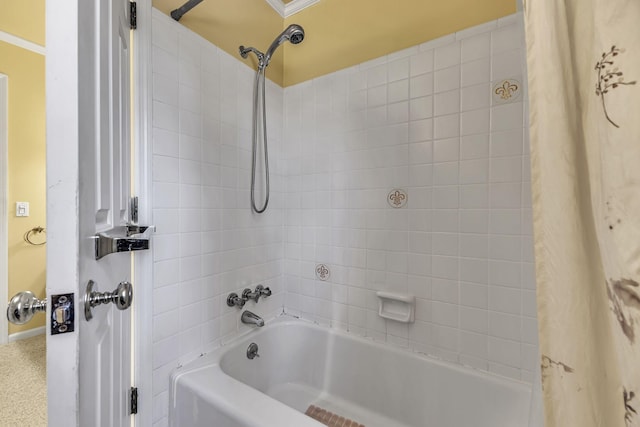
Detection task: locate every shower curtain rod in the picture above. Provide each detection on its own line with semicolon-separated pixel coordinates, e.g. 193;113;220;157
171;0;203;21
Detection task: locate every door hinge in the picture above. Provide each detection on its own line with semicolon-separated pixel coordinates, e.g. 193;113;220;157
130;2;137;30
129;387;138;415
130;196;139;224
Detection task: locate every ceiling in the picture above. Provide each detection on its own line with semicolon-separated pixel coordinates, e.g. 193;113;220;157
152;0;516;87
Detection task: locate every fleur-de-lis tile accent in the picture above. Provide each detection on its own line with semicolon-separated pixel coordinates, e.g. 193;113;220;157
388;189;408;208
315;264;330;281
493;79;521;102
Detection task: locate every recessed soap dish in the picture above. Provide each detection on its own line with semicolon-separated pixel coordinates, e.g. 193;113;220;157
376;291;415;323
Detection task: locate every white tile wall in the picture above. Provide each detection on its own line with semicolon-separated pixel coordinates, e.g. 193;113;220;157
149;9;537;426
282;12;538;383
150;10;284;427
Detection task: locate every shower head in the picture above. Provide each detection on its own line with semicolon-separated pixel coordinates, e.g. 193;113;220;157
287;25;305;45
263;24;305;66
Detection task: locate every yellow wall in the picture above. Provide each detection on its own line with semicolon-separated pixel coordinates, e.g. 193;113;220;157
284;0;515;86
0;0;45;45
1;1;46;335
153;0;285;85
154;0;515;87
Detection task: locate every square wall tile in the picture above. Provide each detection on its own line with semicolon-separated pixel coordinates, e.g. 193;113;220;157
461;58;491;87
461;33;491;63
435;42;461;70
434;66;460;93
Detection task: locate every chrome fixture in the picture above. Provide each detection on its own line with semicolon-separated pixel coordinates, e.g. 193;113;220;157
242;284;272;303
51;293;74;334
256;284;272;298
125;224;151;236
238;24;305;214
242;288;260;303
247;342;260;359
241;310;264;327
170;0;203;21
84;280;133;321
264;24;305;67
239;25;304;70
7;291;46;325
227;292;246;308
94;224;153;260
229;285;271;308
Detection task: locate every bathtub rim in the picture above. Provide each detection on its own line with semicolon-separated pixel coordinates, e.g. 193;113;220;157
171;313;533;393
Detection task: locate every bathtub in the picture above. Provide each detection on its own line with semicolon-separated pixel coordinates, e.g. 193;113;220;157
170;317;533;427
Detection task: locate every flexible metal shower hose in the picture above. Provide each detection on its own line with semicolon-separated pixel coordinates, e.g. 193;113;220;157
250;65;269;214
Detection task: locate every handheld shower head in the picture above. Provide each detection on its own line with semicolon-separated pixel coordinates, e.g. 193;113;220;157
264;24;305;66
287;25;305;45
238;26;306;214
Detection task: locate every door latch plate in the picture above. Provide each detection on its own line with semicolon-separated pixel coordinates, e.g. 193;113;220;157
51;293;74;335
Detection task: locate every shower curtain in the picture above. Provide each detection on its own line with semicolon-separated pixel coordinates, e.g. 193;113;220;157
524;0;640;426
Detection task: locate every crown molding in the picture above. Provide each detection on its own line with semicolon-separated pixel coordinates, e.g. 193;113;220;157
284;0;320;17
264;0;320;18
264;0;285;17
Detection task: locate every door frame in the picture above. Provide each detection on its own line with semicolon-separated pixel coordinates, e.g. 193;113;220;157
0;73;7;346
132;0;154;424
46;1;83;423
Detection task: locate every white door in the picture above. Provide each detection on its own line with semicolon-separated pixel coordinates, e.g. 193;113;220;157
78;0;133;424
46;0;134;425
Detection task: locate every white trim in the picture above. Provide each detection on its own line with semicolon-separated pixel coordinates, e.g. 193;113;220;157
133;1;154;425
46;0;80;424
0;30;46;56
8;325;46;342
263;0;285;17
284;0;320;17
264;0;320;18
0;74;7;346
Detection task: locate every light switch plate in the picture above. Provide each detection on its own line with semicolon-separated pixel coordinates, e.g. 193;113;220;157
15;201;29;217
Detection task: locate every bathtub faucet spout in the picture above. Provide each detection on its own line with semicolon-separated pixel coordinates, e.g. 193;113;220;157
241;310;264;327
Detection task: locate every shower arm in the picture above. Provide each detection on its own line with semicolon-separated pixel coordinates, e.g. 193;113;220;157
239;46;266;69
171;0;204;21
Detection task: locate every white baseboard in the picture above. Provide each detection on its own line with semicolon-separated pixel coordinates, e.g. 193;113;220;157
8;326;46;342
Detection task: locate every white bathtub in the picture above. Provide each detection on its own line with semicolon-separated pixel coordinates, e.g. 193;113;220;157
170;317;533;427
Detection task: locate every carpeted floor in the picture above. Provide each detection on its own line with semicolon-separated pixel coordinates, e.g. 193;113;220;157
0;334;47;426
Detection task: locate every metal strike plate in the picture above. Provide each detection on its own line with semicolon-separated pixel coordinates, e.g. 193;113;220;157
51;293;74;335
95;225;154;260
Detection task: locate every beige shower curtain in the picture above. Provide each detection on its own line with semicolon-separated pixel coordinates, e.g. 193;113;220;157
524;0;640;426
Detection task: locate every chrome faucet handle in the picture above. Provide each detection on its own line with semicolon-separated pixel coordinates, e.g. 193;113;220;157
226;293;246;308
242;288;260;303
255;284;271;298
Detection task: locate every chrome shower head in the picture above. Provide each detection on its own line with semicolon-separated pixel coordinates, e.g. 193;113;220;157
287;24;305;45
264;24;305;66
